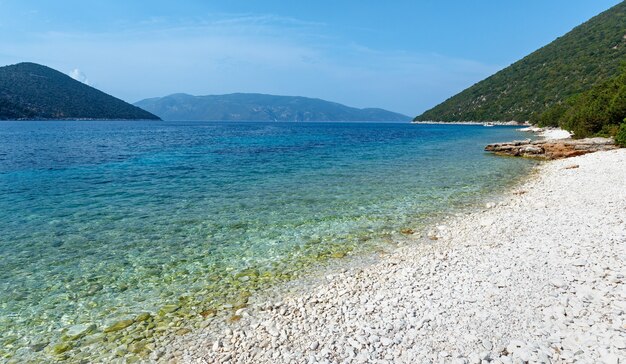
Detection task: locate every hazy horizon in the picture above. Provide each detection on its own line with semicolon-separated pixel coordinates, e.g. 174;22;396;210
0;0;620;115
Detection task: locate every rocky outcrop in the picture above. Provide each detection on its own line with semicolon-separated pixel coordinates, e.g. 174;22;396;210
485;137;618;159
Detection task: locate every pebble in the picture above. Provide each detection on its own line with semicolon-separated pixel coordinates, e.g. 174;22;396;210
159;150;626;364
481;339;492;351
571;258;588;267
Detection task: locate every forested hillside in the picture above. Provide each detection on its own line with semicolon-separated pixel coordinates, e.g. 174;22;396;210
537;64;626;144
0;62;159;120
414;2;626;124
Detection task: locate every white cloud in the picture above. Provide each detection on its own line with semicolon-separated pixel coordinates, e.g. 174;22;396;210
69;68;90;85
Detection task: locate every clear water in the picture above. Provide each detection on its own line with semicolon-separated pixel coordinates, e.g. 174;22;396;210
0;121;535;361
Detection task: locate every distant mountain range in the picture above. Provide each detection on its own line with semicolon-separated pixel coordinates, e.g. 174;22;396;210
0;62;159;120
414;1;626;124
135;93;411;122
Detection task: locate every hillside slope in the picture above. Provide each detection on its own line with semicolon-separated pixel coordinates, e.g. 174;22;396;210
537;64;626;139
0;62;159;120
135;93;411;122
414;1;626;122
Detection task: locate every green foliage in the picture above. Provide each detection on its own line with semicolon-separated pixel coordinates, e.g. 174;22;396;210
536;103;567;127
537;65;626;138
414;2;626;122
597;123;620;138
0;62;159;120
615;121;626;147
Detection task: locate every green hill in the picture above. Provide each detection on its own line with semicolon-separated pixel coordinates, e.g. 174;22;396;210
414;1;626;123
135;93;411;122
0;62;159;120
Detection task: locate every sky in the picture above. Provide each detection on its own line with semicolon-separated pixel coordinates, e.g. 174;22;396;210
0;0;621;116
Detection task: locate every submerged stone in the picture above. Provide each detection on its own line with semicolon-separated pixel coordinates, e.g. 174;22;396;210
65;323;96;341
176;328;192;335
135;312;152;322
82;333;105;345
103;319;134;333
30;342;49;352
86;283;104;296
158;304;180;316
128;341;146;354
200;308;217;317
51;342;72;355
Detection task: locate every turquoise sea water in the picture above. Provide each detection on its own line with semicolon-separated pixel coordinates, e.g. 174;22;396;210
0;121;536;361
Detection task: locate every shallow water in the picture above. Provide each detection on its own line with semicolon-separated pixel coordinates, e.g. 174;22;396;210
0;121;535;361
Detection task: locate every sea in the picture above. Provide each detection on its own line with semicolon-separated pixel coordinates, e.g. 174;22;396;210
0;120;536;361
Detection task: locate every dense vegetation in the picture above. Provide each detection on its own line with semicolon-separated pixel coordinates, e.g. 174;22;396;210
135;93;411;122
536;64;626;139
616;123;626;146
414;1;626;123
0;62;159;120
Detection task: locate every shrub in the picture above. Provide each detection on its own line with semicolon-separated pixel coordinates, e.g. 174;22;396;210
615;121;626;147
596;123;620;138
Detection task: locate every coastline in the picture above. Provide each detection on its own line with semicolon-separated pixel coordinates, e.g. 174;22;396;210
163;148;626;363
1;122;538;363
517;126;573;140
411;121;527;126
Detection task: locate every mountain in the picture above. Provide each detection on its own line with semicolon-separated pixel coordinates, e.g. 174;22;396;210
0;62;159;120
135;93;411;122
414;1;626;123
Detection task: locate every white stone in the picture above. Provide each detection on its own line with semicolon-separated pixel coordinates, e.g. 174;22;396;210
157;150;626;364
380;337;393;346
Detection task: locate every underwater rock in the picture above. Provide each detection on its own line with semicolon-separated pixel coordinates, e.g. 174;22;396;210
30;342;49;352
176;328;192;335
200;308;217;318
51;342;72;355
82;333;105;345
158;305;180;316
65;323;96;340
86;283;104;296
103;319;134;333
128;341;146;354
135;312;152;322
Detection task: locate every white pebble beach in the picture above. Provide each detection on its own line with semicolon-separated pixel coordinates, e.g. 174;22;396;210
158;148;626;364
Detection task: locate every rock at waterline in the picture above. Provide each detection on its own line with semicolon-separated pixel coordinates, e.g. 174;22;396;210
485;137;617;159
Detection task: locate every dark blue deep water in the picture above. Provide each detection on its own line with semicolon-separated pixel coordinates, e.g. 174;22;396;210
0;120;535;361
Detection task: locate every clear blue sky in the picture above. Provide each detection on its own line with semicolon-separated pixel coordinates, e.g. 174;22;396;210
0;0;621;115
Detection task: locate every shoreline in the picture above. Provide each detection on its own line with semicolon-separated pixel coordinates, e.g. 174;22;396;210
411;121;528;126
516;126;573;141
163;149;626;363
1;123;537;363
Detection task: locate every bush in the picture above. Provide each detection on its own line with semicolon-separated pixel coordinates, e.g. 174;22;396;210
615;121;626;147
536;103;567;127
596;123;620;138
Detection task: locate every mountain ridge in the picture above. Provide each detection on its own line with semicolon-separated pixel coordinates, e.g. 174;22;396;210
135;93;411;122
0;62;159;120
